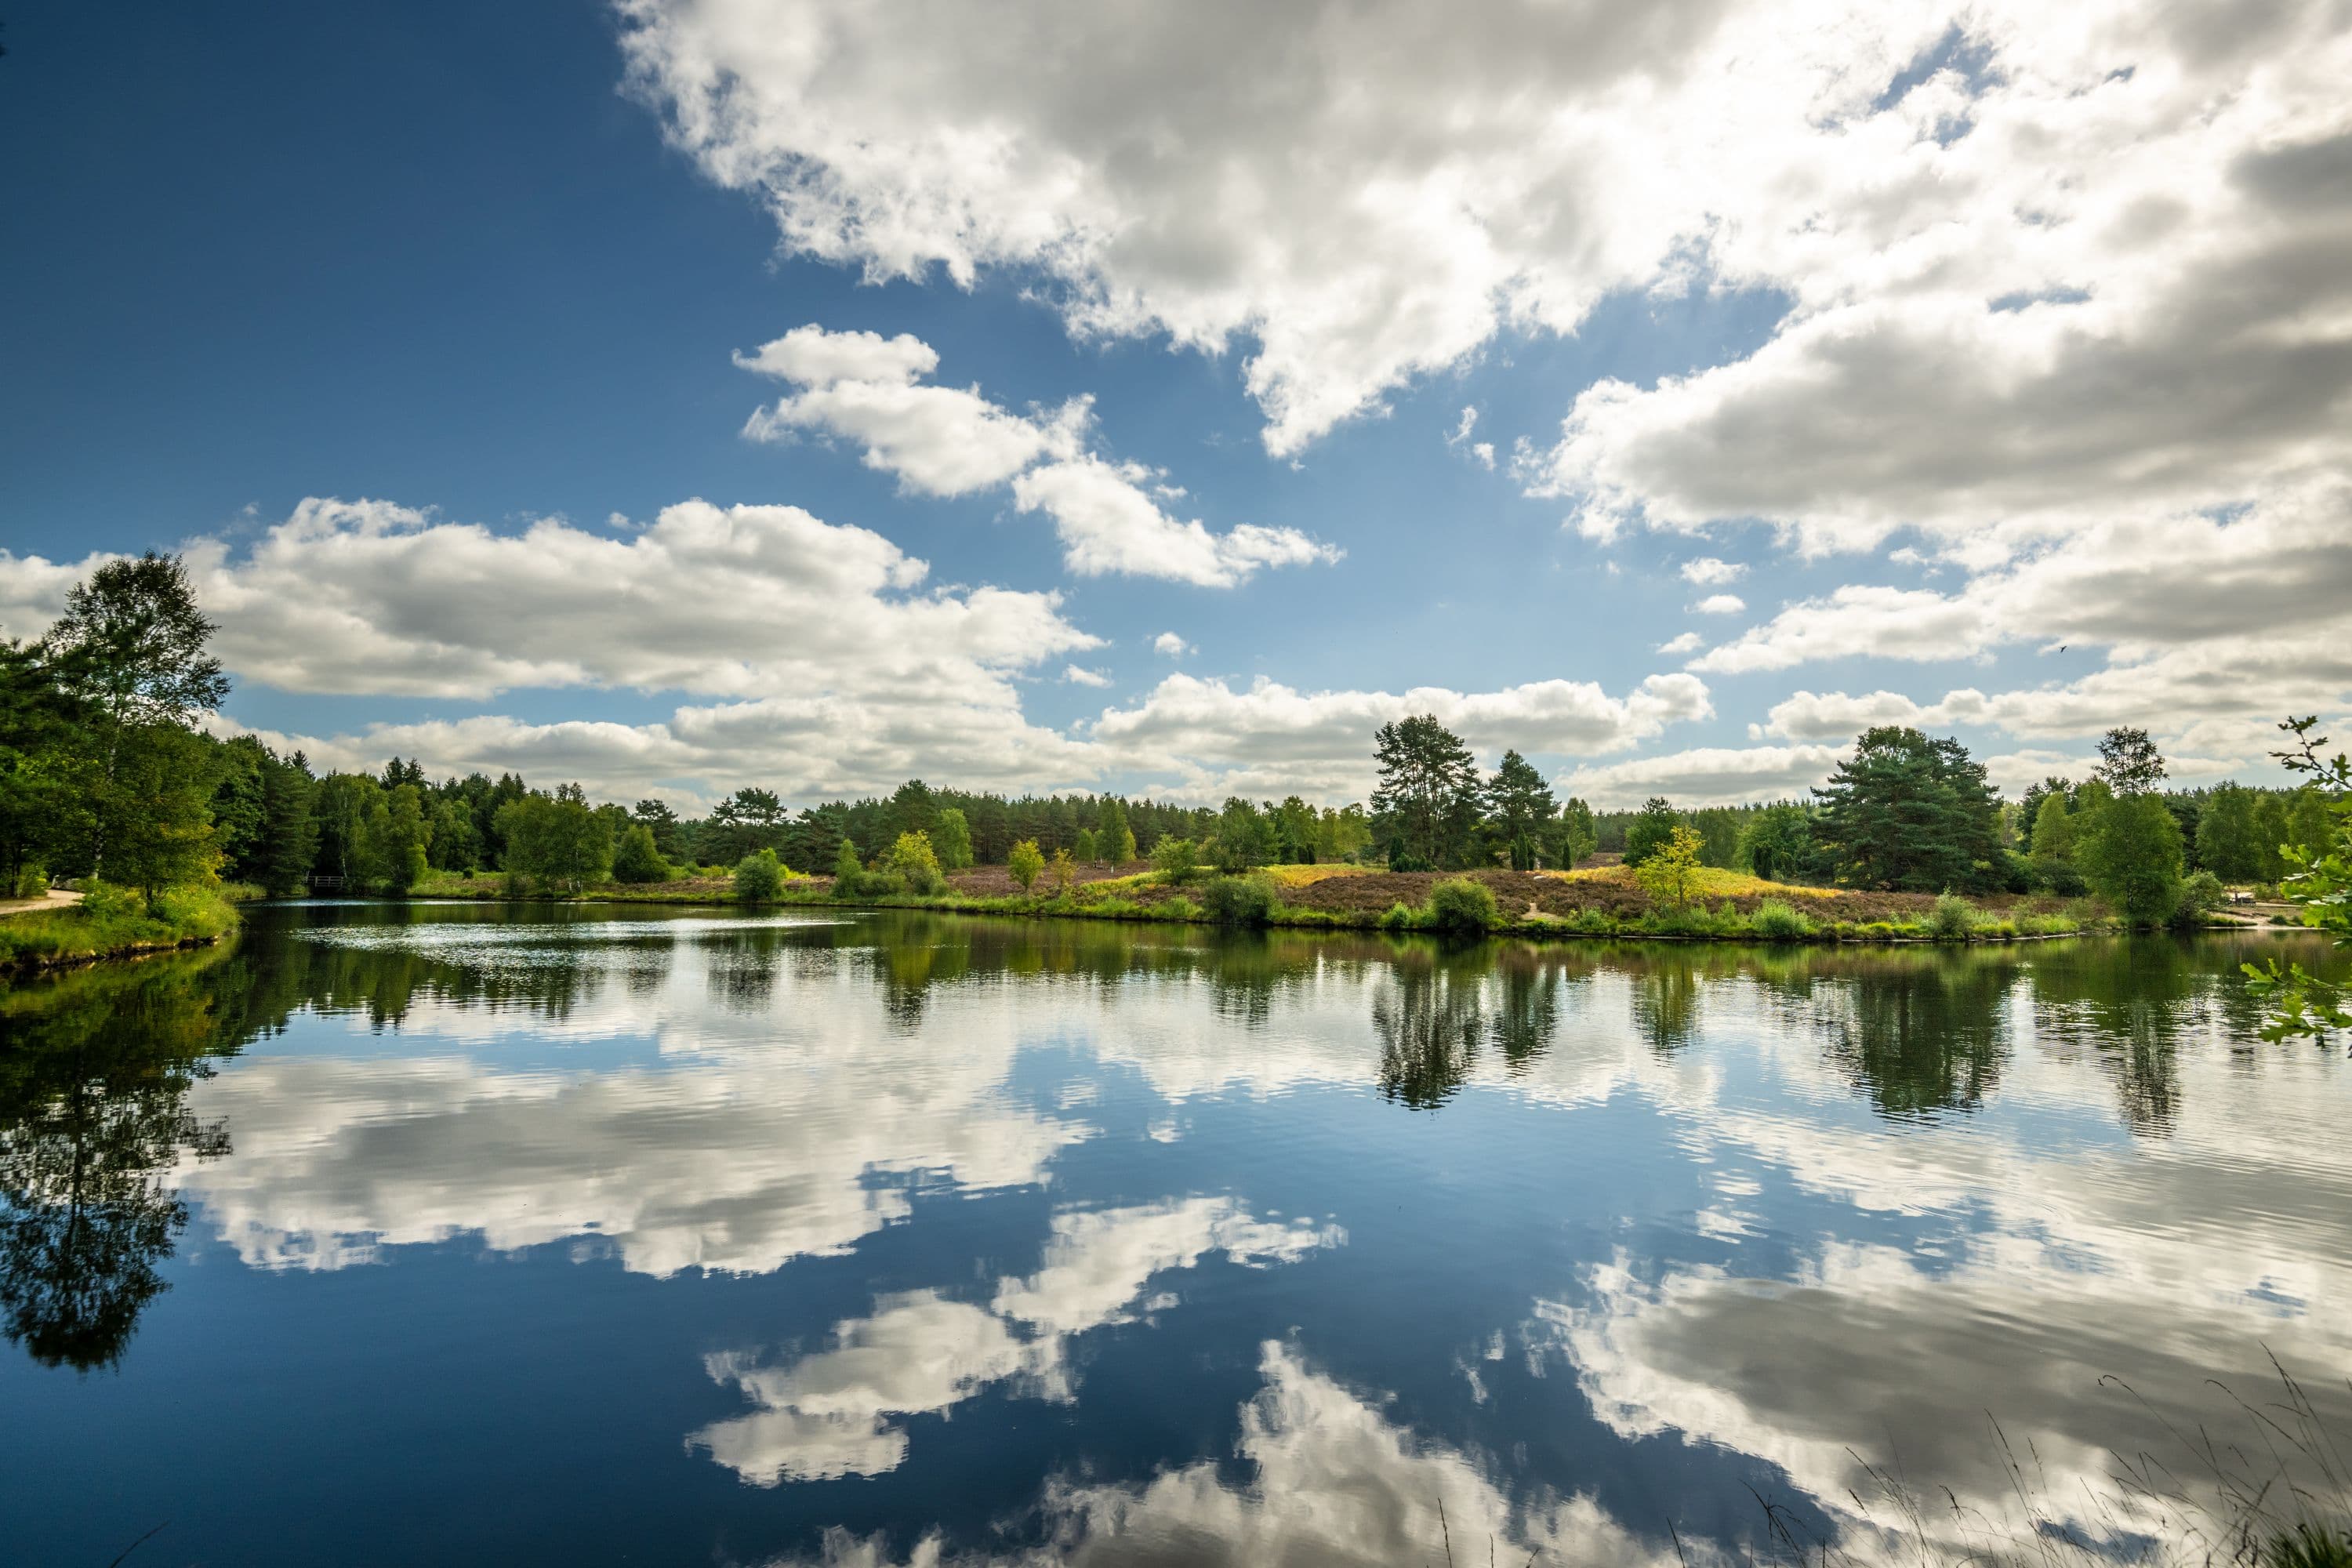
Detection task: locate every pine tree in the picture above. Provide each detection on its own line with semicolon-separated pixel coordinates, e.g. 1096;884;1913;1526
1370;714;1479;870
1812;728;2002;891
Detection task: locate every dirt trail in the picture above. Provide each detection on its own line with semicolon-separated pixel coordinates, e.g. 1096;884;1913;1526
0;888;84;919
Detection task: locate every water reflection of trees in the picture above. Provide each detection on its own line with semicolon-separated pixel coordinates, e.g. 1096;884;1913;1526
2020;936;2243;1136
1372;945;1568;1109
0;951;235;1370
1824;953;2013;1118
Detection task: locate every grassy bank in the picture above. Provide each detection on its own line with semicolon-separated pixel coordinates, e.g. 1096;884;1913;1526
395;862;2149;944
0;884;240;972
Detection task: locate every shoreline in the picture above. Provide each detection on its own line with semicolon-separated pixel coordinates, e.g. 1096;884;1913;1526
339;874;2284;946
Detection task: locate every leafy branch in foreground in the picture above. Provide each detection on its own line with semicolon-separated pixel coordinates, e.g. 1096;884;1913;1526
2242;716;2352;1044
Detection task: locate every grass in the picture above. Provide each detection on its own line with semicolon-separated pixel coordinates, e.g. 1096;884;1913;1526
0;883;238;971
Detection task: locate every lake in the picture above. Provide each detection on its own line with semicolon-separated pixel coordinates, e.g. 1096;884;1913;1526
5;902;2347;1566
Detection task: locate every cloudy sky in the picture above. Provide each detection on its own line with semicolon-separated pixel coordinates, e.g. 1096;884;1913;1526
2;0;2347;808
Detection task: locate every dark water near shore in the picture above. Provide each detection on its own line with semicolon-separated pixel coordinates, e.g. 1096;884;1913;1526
3;902;2347;1566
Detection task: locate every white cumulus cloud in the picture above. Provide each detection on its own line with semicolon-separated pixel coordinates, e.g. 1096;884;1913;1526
739;325;1336;586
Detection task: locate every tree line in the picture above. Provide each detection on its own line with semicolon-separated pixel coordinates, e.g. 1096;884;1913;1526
5;553;2332;925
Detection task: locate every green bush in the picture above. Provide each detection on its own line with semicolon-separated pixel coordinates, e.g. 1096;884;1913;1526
1929;891;1978;941
885;830;946;895
1748;899;1813;941
1377;901;1421;931
2169;869;2226;929
1200;873;1276;927
1149;835;1201;883
612;822;673;884
11;865;45;899
79;880;140;920
734;848;786;903
1425;877;1499;935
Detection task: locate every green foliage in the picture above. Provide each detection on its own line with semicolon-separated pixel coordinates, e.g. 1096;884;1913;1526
1425;876;1499;935
1735;803;1816;884
1264;795;1316;863
2243;717;2352;1040
733;847;786;902
1047;847;1077;895
1073;827;1099;864
382;782;429;894
630;797;685;862
2171;869;2226;929
933;808;975;870
2094;725;2168;795
1114;825;1138;864
426;796;477;873
1149;835;1200;882
612;822;673;884
1007;837;1045;891
1200;873;1276;926
702;786;789;864
2078;789;2185;927
1210;796;1277;873
1313;804;1372;865
1623;797;1681;867
887;829;946;895
1812;727;2002;892
1929;892;1978;941
1634;823;1706;911
99;722;221;898
2030;791;2078;860
1370;713;1480;870
832;836;862;884
1748;899;1813;941
1555;797;1598;869
495;786;615;895
1482;750;1555;869
12;864;45;898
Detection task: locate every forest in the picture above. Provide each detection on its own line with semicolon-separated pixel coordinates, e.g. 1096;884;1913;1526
2;553;2346;967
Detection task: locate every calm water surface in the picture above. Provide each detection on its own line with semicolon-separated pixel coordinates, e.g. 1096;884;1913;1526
4;902;2347;1566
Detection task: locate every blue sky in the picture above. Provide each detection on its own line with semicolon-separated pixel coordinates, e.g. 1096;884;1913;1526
2;0;2344;807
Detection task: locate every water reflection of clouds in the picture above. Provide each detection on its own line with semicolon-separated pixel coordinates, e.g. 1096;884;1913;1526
753;1341;1677;1568
161;920;2352;1564
178;948;1097;1274
691;1197;1341;1484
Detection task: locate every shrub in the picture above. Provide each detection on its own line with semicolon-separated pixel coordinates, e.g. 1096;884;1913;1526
1200;873;1276;927
734;848;786;903
12;865;45;899
1048;848;1077;896
79;880;140;920
1929;891;1977;941
885;830;946;895
2169;869;2226;930
1377;901;1421;931
1149;836;1200;883
1633;823;1705;911
612;822;673;884
1748;899;1813;941
1425;877;1498;935
1008;838;1046;891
